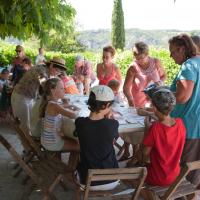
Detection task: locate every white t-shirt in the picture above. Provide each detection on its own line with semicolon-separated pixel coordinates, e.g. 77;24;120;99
35;54;46;65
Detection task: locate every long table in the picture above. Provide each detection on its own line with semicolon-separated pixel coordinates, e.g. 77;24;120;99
65;94;145;145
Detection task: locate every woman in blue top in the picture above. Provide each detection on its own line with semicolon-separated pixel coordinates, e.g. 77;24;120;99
169;34;200;185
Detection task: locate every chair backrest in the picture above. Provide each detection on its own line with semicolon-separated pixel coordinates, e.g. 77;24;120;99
161;160;200;200
84;167;147;200
9;116;42;157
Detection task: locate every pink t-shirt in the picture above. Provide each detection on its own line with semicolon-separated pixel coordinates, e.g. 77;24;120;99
130;57;161;108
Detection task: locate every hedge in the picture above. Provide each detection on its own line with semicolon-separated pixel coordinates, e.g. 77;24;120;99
0;42;179;85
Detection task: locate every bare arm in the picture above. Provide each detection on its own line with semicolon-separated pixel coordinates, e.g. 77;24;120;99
155;59;166;81
114;66;122;83
48;103;78;119
142;145;152;164
175;80;194;104
96;63;103;81
123;67;135;106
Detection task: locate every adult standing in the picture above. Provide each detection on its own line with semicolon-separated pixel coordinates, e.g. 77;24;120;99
73;55;95;95
35;47;46;65
97;45;122;86
121;42;166;161
169;34;200;185
11;45;27;82
123;42;166;108
11;57;66;135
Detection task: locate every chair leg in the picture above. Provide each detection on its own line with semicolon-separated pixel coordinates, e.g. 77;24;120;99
67;152;79;171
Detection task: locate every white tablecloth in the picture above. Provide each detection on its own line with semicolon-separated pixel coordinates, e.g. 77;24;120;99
65;94;145;144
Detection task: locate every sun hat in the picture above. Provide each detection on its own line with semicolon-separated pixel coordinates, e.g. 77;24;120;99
75;55;84;62
47;57;66;70
90;85;114;101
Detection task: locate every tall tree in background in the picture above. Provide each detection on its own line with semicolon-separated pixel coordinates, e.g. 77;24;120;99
111;0;125;50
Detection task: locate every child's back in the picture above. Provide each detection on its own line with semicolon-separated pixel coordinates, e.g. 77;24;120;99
75;85;119;187
75;117;118;185
142;86;186;186
143;118;185;186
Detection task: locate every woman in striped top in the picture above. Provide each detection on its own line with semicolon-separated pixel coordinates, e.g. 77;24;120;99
40;78;79;152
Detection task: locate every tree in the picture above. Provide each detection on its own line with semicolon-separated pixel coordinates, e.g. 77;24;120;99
0;0;76;45
111;0;125;50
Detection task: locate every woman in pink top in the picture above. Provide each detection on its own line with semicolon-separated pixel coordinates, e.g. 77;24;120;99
97;45;122;85
123;42;166;108
120;42;166;161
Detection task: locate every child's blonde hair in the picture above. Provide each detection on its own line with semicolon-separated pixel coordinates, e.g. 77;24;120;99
39;78;61;117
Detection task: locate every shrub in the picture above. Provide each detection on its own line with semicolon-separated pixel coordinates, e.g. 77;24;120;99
0;43;178;84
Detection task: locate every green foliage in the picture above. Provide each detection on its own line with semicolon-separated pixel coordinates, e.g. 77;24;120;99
0;0;76;45
44;32;86;53
111;0;125;50
0;43;179;84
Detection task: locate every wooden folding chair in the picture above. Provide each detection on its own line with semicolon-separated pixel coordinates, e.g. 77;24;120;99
143;160;200;200
10;117;79;176
0;134;66;200
75;167;147;200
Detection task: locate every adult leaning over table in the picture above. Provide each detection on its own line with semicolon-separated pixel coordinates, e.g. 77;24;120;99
123;41;166;108
121;42;166;161
169;34;200;185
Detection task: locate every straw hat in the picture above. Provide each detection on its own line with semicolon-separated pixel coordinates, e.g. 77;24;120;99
47;57;66;70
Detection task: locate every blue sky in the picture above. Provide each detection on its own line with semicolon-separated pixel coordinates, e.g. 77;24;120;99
68;0;200;31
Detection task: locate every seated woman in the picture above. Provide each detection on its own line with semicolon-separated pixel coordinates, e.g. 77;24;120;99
75;85;119;190
141;87;185;191
97;45;122;86
40;78;79;152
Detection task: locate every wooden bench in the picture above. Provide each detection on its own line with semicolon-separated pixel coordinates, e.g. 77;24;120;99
75;167;147;200
143;160;200;200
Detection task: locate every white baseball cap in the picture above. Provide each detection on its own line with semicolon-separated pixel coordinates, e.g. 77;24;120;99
91;85;114;101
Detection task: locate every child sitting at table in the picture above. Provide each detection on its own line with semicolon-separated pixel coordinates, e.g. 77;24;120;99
74;85;119;190
58;71;79;95
141;86;186;188
39;77;79;152
107;79;125;105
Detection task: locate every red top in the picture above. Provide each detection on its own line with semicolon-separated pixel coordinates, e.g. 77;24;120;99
143;118;186;186
98;64;118;85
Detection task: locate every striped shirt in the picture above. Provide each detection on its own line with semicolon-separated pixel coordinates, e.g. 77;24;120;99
41;113;63;148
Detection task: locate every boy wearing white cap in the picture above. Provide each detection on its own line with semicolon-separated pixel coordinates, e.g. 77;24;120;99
75;85;119;190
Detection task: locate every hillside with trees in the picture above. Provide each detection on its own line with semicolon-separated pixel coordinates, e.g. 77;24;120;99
77;28;200;50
